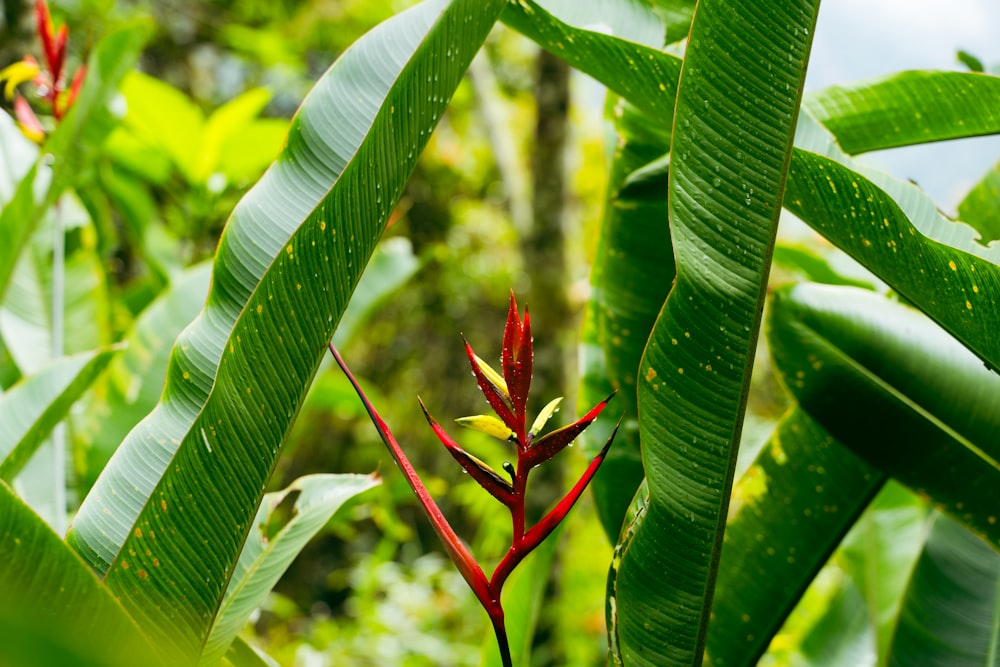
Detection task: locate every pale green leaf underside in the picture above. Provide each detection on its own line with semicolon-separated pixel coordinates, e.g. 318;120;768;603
66;0;506;659
613;1;819;665
201;473;378;664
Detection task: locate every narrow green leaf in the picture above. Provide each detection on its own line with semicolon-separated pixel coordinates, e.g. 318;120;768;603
613;2;819;664
0;480;165;666
223;636;279;667
202;473;379;664
888;513;1000;667
707;408;885;667
768;283;1000;547
0;348;116;481
66;1;506;660
803;71;1000;155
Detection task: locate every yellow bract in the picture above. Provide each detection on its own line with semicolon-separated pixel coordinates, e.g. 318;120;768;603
455;414;515;441
0;60;40;100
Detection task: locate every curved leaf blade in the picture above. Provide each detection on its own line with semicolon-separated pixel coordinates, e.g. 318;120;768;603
785;139;1000;373
612;1;820;664
501;0;684;125
66;0;505;659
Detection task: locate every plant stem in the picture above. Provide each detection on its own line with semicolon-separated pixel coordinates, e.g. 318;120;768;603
489;610;513;667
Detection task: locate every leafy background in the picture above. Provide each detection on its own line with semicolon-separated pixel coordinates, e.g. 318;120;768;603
1;0;1000;665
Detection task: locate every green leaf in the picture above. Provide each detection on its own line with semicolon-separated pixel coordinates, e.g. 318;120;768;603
0;23;148;305
786;116;1000;373
582;96;672;540
0;480;164;667
223;636;279;667
768;282;1000;547
66;0;506;660
707;408;885;667
611;2;819;664
502;0;684;125
0;348;116;482
803;71;1000;155
888;513;1000;667
957;158;1000;245
201;473;379;664
195;87;276;184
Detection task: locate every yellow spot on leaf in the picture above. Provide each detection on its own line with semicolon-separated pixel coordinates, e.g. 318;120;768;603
134;528;142;538
256;305;263;314
949;260;958;271
966;300;973;310
677;368;684;374
645;368;658;381
138;570;148;580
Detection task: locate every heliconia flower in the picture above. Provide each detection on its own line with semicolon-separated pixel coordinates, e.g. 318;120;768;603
330;293;620;667
1;0;86;138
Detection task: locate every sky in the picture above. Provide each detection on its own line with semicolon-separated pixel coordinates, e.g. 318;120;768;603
807;0;1000;211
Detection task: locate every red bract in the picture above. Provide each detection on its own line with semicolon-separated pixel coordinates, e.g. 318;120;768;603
0;0;86;139
330;293;619;667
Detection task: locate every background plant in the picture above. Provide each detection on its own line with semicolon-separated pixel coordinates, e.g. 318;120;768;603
1;0;999;666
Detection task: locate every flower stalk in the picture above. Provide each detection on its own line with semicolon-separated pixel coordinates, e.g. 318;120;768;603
331;292;619;667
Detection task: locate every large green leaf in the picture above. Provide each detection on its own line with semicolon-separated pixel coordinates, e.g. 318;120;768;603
887;514;1000;667
0;480;163;667
768;282;1000;547
802;71;1000;155
0;24;148;305
0;348;116;482
66;0;505;660
706;408;884;667
611;1;819;664
202;473;378;664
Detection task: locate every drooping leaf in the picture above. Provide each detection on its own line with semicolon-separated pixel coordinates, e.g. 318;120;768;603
66;1;506;660
0;480;165;667
501;0;685;125
768;282;1000;547
0;347;116;482
610;2;820;664
887;513;1000;667
201;473;379;664
786;116;1000;374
